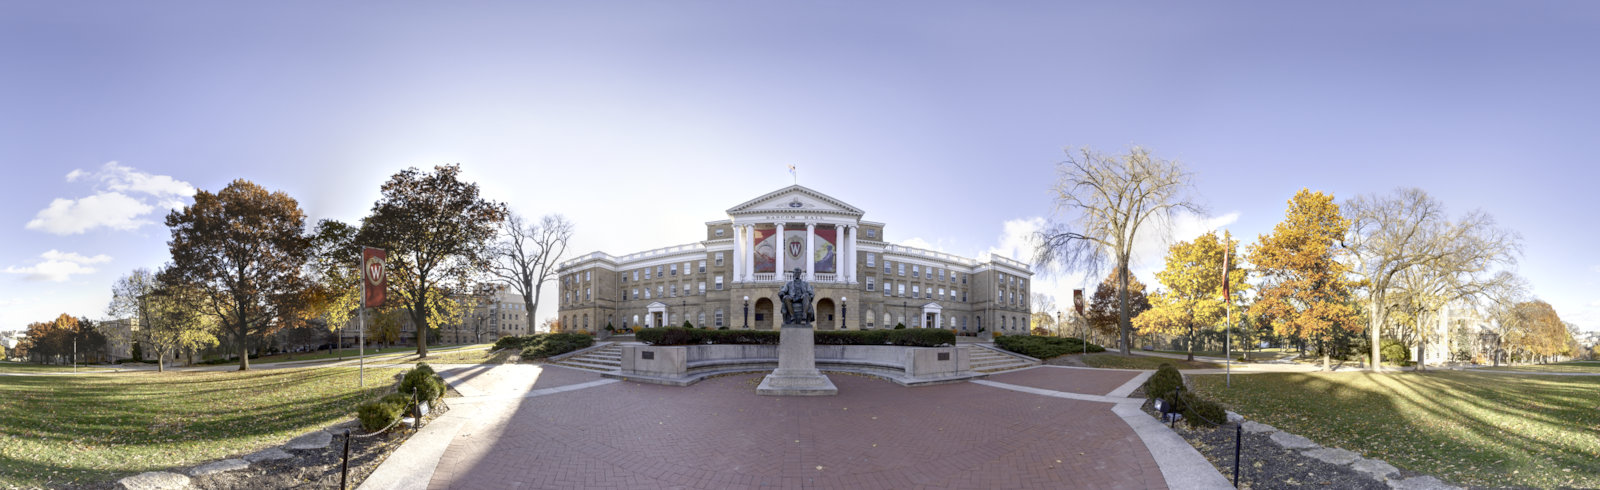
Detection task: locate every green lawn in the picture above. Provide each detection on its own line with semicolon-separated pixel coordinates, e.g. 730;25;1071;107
0;366;402;487
381;346;511;365
1188;371;1600;489
1474;361;1600;374
1080;353;1222;370
220;343;488;365
0;362;117;373
1153;348;1292;361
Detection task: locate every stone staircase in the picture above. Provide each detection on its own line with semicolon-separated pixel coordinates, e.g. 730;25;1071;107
968;345;1038;373
551;343;622;373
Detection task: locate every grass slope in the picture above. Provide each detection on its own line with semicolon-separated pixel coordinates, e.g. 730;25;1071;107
1188;371;1600;489
0;366;401;487
1474;361;1600;374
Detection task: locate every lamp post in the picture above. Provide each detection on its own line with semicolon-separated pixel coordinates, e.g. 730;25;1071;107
841;296;847;329
743;296;750;329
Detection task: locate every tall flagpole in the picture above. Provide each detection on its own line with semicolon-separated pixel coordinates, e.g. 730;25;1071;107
360;265;366;388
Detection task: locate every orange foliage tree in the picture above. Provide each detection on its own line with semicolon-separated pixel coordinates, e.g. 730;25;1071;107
1248;189;1363;371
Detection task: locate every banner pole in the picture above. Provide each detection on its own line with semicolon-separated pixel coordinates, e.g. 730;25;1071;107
360;266;366;388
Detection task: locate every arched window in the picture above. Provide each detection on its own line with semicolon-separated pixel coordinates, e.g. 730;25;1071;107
698;312;706;326
583;315;589;329
633;315;640;327
715;309;724;328
883;312;891;327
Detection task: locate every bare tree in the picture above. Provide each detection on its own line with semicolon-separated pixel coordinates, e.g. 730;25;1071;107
1343;188;1522;371
1031;146;1205;355
490;213;574;329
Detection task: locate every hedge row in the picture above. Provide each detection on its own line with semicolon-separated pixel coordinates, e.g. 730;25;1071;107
993;336;1104;359
357;362;447;432
1143;363;1227;428
636;327;955;347
493;333;595;359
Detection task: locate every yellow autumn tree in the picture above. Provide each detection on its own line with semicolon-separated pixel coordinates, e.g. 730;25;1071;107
1248;189;1363;371
1134;230;1250;361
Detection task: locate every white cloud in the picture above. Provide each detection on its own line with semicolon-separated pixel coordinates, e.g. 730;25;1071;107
27;162;193;235
4;250;113;282
1590;299;1600;307
899;237;942;252
25;192;155;235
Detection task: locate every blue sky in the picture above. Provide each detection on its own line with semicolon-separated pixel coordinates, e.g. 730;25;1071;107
2;1;1596;332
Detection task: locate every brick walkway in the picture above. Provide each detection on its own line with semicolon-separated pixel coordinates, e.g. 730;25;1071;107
985;367;1142;397
429;371;1166;489
439;364;603;397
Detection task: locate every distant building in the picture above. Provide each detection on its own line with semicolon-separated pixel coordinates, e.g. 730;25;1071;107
556;185;1035;336
100;319;139;361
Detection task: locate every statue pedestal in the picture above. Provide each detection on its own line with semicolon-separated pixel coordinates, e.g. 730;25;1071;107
756;325;838;396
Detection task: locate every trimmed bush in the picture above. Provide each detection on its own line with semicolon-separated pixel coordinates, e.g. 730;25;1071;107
1144;363;1185;400
893;323;906;330
516;333;595;359
887;328;956;347
357;393;409;432
400;363;446;402
637;327;952;346
994;336;1105;359
1177;392;1228;428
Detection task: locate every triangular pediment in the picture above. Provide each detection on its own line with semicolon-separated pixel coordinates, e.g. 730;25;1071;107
645;301;668;309
727;185;864;216
921;302;943;311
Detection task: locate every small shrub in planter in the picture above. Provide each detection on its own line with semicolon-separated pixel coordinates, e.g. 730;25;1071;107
357;393;410;432
400;363;446;402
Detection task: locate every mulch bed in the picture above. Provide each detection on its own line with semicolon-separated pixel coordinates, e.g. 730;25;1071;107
46;398;455;490
1148;402;1553;490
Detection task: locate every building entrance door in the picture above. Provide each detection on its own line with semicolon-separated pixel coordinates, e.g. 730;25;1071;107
653;312;663;328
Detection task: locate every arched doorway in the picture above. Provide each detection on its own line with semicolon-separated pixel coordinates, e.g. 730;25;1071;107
816;298;836;330
755;298;775;330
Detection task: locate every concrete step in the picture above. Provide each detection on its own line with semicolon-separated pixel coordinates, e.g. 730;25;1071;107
556;360;619;372
975;361;1033;373
566;358;620;368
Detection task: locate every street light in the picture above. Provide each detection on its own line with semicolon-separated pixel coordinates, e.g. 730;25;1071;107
743;296;750;329
841;296;847;330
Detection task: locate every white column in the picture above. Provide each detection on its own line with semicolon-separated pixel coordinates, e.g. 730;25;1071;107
805;222;817;282
745;224;756;282
732;224;743;283
845;225;856;283
773;222;785;280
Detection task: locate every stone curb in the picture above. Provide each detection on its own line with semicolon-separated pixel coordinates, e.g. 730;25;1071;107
1239;415;1462;489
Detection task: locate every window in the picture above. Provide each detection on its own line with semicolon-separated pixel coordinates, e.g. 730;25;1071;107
585;271;591;281
962;273;966;284
715;253;724;267
585;288;591;301
644;289;651;299
866;310;875;328
883;281;890;296
564;292;569;304
939;288;945;300
633;315;639;326
867;229;876;238
699;260;706;273
715;276;724;290
912;265;920;278
898;264;905;276
883;312;891;327
671;264;678;276
645;269;651;280
912;286;919;298
670;284;677;297
939;269;945;281
898;284;905;296
633;288;639;300
962;291;967;302
657;286;664;298
961;317;967;330
633;270;639;281
866;254;875;268
866;277;875;291
698;312;705;326
883;262;890;274
716;228;725;237
715;309;724;328
657;266;663;277
699;282;706;294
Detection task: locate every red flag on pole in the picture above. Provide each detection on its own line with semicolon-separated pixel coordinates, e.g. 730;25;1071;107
1073;289;1085;316
362;247;387;308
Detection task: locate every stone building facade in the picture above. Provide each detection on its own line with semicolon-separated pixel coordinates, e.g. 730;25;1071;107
556;186;1034;336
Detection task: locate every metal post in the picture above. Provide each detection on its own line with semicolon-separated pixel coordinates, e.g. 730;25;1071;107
359;303;365;387
1226;304;1232;388
1233;423;1242;487
341;429;351;490
1171;387;1179;429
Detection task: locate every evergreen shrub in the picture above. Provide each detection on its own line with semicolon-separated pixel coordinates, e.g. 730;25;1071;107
357;393;410;432
994;336;1104;359
400;363;446;402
